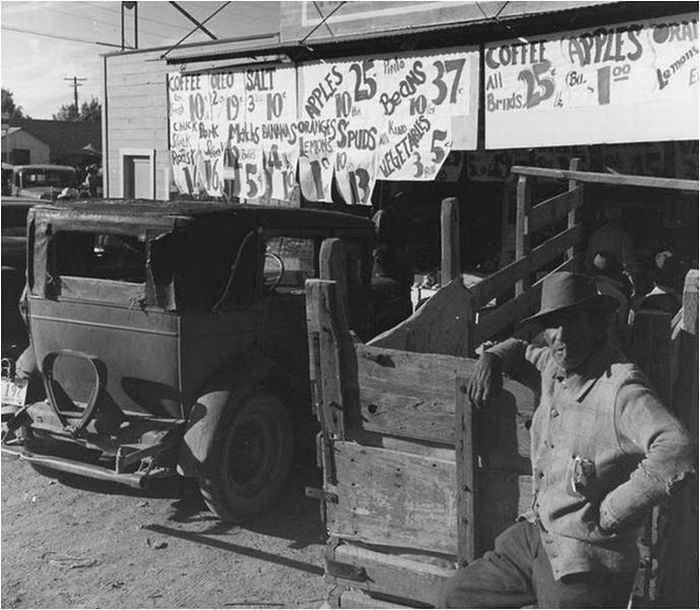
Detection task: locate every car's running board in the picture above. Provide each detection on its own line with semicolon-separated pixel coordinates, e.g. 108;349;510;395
0;444;148;489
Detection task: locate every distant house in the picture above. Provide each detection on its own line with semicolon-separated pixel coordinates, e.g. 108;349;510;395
1;118;101;167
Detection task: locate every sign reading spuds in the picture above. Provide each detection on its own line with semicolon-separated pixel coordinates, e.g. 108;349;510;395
297;46;478;203
485;13;699;148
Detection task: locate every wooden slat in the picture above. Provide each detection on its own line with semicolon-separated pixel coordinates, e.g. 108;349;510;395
630;311;673;404
347;429;456;461
456;378;475;567
320;238;349;310
327;442;458;555
515;175;530;297
331;543;454;607
338;589;411;609
354;345;535;444
305;279;360;439
528;186;583;233
566;158;581;262
470;225;583;309
474;257;577;346
368;279;474;358
441;197;460;286
511;166;699;192
682;269;698;335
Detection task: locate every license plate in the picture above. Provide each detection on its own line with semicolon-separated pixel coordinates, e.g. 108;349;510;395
1;378;28;407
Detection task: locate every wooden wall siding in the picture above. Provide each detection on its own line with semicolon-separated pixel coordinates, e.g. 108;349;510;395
327;441;458;555
329;543;454;607
105;50;170;199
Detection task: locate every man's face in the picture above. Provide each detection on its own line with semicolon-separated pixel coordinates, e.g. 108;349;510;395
543;308;605;371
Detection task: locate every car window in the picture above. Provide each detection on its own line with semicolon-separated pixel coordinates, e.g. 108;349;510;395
20;169;75;188
264;236;316;291
1;204;31;237
53;231;146;284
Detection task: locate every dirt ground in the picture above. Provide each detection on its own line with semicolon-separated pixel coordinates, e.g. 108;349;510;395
1;450;329;609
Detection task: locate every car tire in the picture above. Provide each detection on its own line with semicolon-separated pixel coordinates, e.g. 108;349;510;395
199;390;293;522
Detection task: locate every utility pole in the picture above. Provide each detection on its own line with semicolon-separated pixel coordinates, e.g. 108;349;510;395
121;1;138;50
64;76;87;118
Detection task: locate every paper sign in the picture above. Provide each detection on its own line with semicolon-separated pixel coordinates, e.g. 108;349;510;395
485;13;699;148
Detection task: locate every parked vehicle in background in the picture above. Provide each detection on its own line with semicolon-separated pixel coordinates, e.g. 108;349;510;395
0;200;405;522
1;197;35;358
11;165;78;200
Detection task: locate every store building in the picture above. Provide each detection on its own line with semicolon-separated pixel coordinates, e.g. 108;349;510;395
101;1;698;285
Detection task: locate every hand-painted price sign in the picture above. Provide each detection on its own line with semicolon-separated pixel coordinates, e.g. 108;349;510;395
485;13;698;148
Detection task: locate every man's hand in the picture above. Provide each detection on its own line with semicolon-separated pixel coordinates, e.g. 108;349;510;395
468;351;503;408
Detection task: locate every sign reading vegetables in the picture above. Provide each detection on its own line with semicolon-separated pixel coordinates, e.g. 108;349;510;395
167;45;478;205
297;48;477;202
485;13;698;148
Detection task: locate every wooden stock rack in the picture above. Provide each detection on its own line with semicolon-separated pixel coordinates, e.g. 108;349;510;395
305;163;698;608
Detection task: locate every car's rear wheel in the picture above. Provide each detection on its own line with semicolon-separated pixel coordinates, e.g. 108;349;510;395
199;390;293;522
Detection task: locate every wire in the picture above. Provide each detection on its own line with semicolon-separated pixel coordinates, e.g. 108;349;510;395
1;24;128;48
300;1;346;44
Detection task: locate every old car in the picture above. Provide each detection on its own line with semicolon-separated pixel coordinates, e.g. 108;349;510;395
11;164;78;200
1;197;36;358
1;199;389;521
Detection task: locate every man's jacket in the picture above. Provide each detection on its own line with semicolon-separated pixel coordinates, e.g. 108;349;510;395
489;339;695;579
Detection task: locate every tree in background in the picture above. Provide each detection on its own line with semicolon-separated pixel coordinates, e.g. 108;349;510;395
2;88;27;120
53;96;101;123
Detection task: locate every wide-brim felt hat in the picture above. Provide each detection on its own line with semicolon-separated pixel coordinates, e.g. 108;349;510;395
521;271;619;326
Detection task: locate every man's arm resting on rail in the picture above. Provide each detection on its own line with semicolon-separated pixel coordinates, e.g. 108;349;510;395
468;338;547;407
598;380;696;533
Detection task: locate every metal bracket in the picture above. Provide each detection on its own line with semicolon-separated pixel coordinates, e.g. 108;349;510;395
305;486;338;504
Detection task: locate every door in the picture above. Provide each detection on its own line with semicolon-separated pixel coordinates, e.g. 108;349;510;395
123;155;151;199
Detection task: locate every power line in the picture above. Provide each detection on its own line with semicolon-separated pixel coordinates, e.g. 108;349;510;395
1;24;128;48
65;76;87;112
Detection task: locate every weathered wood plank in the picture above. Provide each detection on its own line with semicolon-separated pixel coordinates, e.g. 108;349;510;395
474;257;577;346
320;238;349;310
305;279;360;439
515;175;531;297
511;166;699;192
528;186;584;234
354;345;536;444
347;429;456;461
630;310;673;404
470;225;583;309
682;269;698;335
456;378;475;567
566;158;581;262
337;588;411;609
368;279;474;358
331;543;454;607
441;197;460;286
327;442;458;555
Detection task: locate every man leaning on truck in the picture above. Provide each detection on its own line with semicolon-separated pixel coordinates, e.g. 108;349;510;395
440;271;695;609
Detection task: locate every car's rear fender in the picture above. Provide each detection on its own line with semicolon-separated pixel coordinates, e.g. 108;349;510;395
176;351;297;479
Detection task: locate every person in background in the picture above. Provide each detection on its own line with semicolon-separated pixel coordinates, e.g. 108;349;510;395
440;272;694;609
590;250;631;345
630;251;685;321
586;206;638;296
83;164;99;198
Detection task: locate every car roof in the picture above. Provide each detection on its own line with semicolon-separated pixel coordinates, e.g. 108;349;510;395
30;199;373;232
13;165;76;172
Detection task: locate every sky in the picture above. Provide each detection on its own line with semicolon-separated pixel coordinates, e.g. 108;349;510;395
1;0;280;119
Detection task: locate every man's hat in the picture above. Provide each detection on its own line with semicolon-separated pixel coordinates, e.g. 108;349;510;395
521;271;619;325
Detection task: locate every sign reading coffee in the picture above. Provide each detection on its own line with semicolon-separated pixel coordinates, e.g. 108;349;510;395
485;13;698;148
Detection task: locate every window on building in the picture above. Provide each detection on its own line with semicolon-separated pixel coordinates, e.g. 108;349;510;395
10;149;30;165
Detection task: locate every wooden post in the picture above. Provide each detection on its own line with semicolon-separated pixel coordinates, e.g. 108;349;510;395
305;279;358;442
320;238;348;311
441;197;460;287
455;377;476;567
515;176;530;297
567;157;581;264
